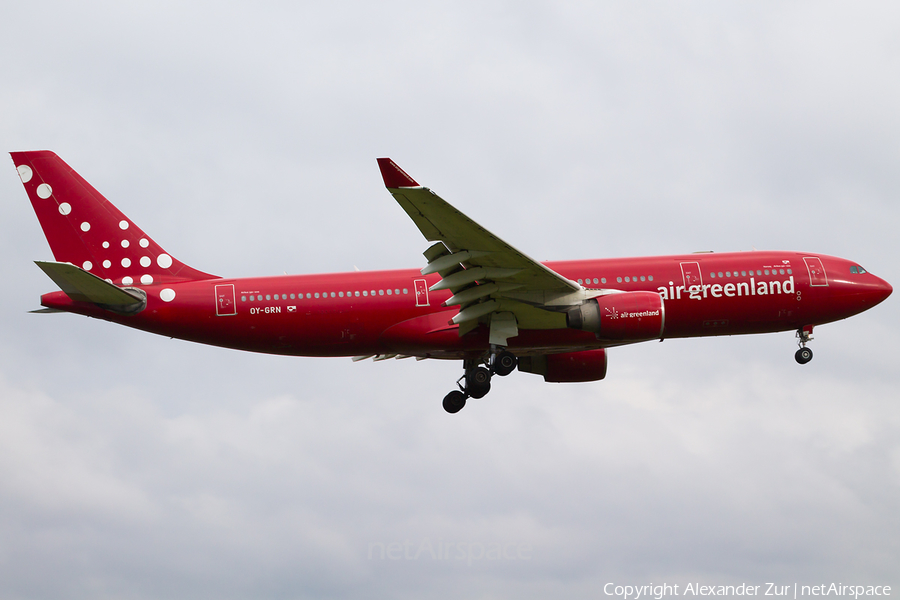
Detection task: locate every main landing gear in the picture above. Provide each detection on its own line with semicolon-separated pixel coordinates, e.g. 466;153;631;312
442;349;518;414
795;327;814;365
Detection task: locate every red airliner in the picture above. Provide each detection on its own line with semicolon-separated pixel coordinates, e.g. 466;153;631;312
13;151;892;413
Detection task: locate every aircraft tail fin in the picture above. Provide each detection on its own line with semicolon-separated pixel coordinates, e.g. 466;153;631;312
11;151;217;286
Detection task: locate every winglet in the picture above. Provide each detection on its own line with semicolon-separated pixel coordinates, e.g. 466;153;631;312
377;158;419;188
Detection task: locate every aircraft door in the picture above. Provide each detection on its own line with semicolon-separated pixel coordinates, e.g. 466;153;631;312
803;257;828;287
414;279;430;307
680;261;703;288
215;284;237;316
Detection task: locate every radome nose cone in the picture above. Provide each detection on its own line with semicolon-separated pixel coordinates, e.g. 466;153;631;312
876;277;892;304
863;275;893;308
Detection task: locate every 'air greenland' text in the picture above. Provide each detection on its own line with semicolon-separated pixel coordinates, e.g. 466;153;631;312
657;276;795;301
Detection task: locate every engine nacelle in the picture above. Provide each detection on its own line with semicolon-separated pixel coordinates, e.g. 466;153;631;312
518;349;608;383
566;291;664;341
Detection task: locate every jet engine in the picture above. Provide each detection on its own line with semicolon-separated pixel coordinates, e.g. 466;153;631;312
565;291;665;341
518;349;608;383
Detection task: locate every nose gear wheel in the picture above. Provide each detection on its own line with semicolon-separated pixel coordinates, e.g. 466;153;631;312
795;327;814;364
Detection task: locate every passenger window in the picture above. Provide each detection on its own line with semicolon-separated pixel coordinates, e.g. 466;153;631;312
624;276;630;282
241;296;246;302
602;277;607;284
578;279;583;284
647;275;653;282
787;269;792;275
617;277;622;283
387;289;392;295
718;272;723;278
403;288;408;294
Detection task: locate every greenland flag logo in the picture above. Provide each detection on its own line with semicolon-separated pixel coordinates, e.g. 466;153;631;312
287;306;297;313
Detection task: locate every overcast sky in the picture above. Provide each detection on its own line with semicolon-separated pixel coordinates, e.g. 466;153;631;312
1;2;899;599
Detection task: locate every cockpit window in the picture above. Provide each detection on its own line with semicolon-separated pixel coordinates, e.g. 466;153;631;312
850;265;867;274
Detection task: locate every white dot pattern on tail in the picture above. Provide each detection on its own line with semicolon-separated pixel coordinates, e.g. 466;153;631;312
17;165;33;183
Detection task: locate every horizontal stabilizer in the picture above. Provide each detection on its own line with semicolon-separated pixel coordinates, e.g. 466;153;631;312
29;307;65;314
35;261;146;313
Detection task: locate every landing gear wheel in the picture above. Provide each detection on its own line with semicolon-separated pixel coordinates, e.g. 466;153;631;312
465;367;492;399
492;351;517;377
795;347;813;364
442;390;467;414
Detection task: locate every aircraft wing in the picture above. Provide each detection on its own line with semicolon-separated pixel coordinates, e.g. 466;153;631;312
378;158;595;342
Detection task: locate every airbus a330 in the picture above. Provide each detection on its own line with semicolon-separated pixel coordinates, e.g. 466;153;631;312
13;151;892;413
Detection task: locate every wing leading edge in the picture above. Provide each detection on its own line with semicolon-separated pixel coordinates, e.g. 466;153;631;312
377;158;604;344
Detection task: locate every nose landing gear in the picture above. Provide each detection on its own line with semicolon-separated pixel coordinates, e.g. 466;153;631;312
795;327;814;364
441;349;518;413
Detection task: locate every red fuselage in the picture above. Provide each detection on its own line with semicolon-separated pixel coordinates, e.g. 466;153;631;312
40;250;892;360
